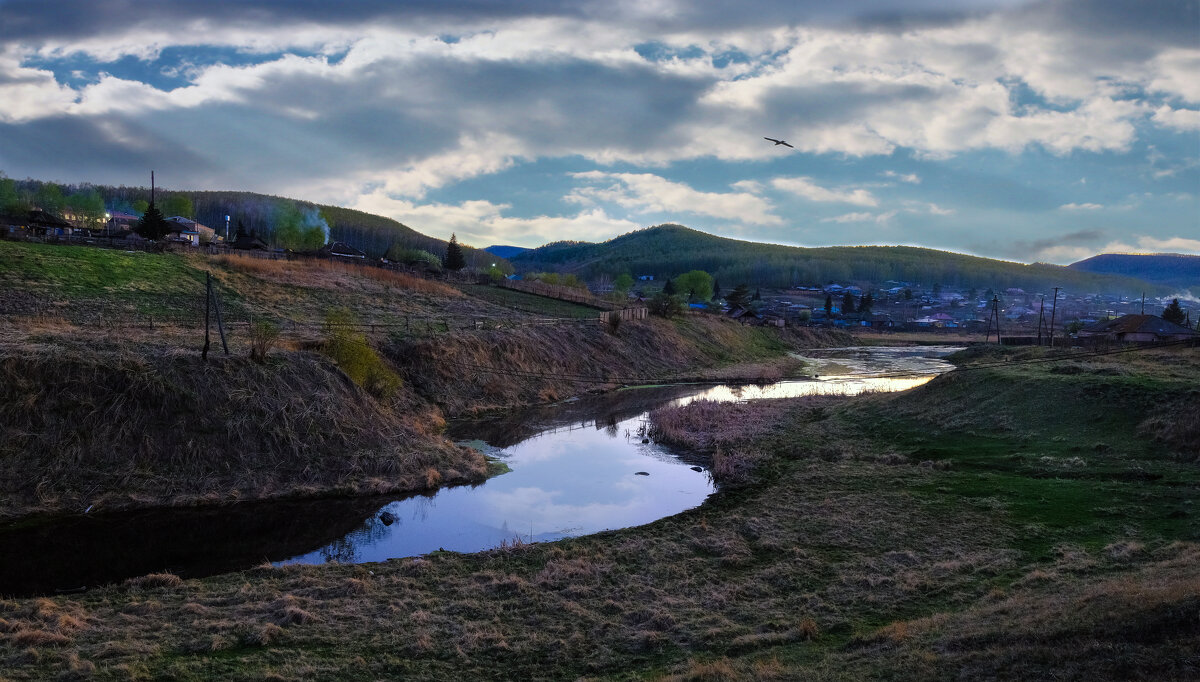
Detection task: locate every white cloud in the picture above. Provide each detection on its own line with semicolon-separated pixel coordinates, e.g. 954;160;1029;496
351;191;642;247
821;212;876;223
1058;202;1104;211
1151;105;1200;132
568;171;782;225
882;170;921;184
771;177;878;206
1033;235;1200;264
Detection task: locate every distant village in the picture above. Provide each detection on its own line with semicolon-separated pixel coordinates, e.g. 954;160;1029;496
2;203;1197;347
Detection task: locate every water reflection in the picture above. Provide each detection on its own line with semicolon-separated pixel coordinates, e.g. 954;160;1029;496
280;346;960;568
1;346;959;595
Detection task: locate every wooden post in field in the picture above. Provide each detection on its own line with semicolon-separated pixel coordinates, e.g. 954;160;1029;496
202;272;211;361
212;281;229;355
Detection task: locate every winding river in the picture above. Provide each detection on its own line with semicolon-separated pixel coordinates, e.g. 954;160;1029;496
0;345;959;596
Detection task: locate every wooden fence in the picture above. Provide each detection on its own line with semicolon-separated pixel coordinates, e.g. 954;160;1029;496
494;278;622;310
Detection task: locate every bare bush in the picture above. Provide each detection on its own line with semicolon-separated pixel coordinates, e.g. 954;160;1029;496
249;320;280;363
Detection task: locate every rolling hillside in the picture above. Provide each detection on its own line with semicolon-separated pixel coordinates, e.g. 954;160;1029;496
1;176;500;267
1069;253;1200;290
510;224;1164;294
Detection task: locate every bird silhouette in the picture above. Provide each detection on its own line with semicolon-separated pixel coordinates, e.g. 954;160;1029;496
764;137;794;148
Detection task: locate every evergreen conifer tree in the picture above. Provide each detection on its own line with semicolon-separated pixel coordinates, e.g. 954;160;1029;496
135;202;170;240
663;278;677;295
443;233;466;271
727;284;751;309
842;291;856;314
1162;298;1186;325
824;294;833;316
712;279;722;300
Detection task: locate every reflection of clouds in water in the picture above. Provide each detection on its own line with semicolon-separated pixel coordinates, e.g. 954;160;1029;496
476;483;690;535
280;346;956;569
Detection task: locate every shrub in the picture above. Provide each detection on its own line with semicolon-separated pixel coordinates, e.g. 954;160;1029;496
648;292;685;318
607;310;622;333
249;320;280;363
322;308;403;400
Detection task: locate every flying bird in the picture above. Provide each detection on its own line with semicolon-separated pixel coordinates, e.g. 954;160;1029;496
764;137;794;148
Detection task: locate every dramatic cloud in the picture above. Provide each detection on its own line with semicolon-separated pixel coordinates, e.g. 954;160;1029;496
0;0;1195;256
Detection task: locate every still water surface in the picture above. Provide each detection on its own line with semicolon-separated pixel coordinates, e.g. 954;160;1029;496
0;346;958;595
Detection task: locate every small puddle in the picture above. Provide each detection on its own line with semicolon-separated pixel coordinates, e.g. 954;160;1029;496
0;346;959;596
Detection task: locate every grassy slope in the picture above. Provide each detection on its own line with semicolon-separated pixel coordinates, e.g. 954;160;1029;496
0;342;486;520
1;348;1194;679
0;240;849;520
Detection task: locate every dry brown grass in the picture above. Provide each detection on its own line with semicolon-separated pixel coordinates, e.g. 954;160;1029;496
210;253;460;297
124;573;183;589
0;342;486;519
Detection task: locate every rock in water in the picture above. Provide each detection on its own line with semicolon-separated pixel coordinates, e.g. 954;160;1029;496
635;471;650;476
379;511;396;526
691;466;704;472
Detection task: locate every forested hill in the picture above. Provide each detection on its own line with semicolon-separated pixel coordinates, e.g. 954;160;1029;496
1069;253;1200;290
510;224;1161;294
0;175;497;266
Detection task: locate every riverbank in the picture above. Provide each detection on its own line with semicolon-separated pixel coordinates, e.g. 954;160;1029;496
0;316;848;521
0;341;487;521
2;346;1193;679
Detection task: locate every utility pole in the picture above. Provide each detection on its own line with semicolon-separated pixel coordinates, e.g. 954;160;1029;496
1036;296;1046;346
985;295;1002;344
1047;286;1060;348
150;170;155;205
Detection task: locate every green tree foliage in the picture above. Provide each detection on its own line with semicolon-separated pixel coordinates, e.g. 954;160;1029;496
132;199;149;215
273;201;327;251
386;244;442;270
66;189;106;229
0;174;27;214
674;270;714;301
444;233;466;271
726;283;751;309
322;308;402;400
614;272;634;293
135;202;171;240
903;288;913;300
648;292;685;318
842;292;856;314
34;183;65;214
160;194;194;219
1162;298;1186;325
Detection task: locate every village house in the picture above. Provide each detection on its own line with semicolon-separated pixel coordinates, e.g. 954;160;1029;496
318;241;367;259
165;216;217;245
1078;314;1199;345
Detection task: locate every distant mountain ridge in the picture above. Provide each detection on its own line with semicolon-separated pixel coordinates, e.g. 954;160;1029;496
484;245;530;259
1068;253;1200;290
510;224;1164;295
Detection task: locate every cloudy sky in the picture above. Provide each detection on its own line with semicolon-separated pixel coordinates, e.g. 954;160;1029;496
0;0;1196;263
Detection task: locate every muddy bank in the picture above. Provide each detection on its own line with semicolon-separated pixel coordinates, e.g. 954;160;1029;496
391;316;850;417
0;343;486;521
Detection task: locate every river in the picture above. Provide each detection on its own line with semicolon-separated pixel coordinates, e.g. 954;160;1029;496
0;345;960;596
